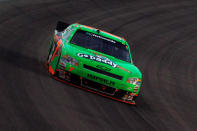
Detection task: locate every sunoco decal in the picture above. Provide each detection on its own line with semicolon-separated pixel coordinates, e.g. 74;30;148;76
77;53;117;68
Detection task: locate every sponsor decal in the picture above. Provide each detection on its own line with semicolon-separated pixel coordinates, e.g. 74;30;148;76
87;74;115;86
60;55;69;66
96;65;111;72
86;32;116;43
90;52;131;73
77;53;117;68
59;69;65;78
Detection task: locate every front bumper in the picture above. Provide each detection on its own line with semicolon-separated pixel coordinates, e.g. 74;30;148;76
54;69;136;105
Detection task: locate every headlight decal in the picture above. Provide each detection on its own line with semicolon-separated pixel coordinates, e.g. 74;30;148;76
126;78;141;92
60;55;79;66
127;78;141;85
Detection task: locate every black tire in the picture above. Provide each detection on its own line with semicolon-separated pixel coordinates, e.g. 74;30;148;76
47;43;56;63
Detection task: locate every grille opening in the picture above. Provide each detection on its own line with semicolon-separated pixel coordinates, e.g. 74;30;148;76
83;64;123;80
82;78;116;95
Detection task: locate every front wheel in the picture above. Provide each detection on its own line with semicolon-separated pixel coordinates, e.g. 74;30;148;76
47;43;56;63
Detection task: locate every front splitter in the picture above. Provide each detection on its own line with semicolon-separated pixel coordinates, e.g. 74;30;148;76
53;76;136;105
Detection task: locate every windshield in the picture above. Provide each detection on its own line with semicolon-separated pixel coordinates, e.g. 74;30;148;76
70;30;131;62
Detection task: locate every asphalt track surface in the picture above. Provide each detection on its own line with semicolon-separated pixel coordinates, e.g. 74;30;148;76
0;0;197;130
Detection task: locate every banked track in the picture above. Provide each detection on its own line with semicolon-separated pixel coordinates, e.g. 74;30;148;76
0;0;197;130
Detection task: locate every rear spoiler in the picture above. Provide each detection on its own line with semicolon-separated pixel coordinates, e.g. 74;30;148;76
56;21;69;32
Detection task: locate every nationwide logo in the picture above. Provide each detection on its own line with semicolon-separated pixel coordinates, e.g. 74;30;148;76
77;53;118;68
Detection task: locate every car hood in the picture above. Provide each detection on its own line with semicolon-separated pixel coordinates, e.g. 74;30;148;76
61;43;142;79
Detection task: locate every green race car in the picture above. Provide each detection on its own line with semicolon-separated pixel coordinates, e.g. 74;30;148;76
46;21;142;104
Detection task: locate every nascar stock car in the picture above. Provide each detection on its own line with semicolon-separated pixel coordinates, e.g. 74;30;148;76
46;21;142;104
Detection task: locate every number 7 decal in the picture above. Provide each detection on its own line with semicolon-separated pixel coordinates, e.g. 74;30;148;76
69;67;74;71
